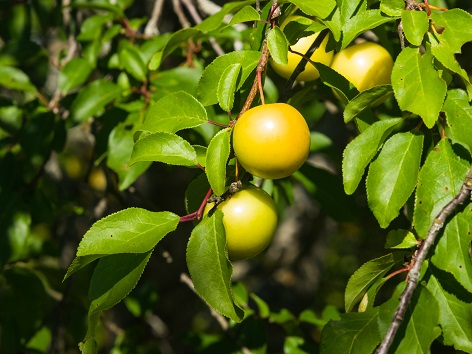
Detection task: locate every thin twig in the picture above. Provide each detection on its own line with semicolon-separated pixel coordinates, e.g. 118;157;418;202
279;29;329;103
173;0;191;28
376;166;472;354
144;0;165;35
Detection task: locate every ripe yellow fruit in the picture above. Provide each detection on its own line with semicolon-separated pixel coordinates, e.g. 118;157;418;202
204;184;278;260
330;42;394;92
270;16;334;81
233;103;310;179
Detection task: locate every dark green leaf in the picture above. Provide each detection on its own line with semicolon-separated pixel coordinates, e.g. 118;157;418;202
88;251;152;315
140;91;207;133
391;46;447;128
185;172;210;214
367;132;423;228
267;26;289;65
129;132;198;167
217;64;241;112
345;253;405;312
413;139;469;239
58;57;93;94
206;129;231;196
320;308;381;354
342;118;402;195
317;63;360;104
197;51;261;106
344;85;393;123
401;10;428;46
76;14;113;41
186;211;244;322
0;66;37;92
227;5;260;27
442;89;472;154
64;209;179;278
432;206;472;293
70;79;122;122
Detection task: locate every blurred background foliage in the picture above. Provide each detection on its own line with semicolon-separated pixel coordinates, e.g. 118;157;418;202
0;0;470;353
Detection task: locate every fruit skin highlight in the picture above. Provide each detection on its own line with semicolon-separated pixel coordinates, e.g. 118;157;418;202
330;41;394;92
233;103;310;180
204;184;278;260
270;16;334;81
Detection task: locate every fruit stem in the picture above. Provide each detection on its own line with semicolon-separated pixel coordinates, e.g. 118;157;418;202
207;120;228;128
179;187;213;223
257;71;265;105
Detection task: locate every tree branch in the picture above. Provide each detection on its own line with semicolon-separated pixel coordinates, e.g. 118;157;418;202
376;165;472;354
144;0;165;36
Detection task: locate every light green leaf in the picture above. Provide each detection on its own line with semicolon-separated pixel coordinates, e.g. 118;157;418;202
227;5;260;27
341;10;393;49
342;118;402;195
442;89;472;153
413;139;469;239
197;50;261;106
366;132;423;228
88;251;152;315
140;91;207;133
432;207;472;293
119;46;147;82
186;211;244;322
0;66;37;93
70;79;122;122
289;0;337;19
206;129;231;196
427;273;472;353
401;10;429;46
320;308;381;354
267;26;289;65
385;229;418;249
339;0;367;25
345;253;404;312
58;58;93;94
430;9;472;53
195;0;255;32
391;46;447;128
344;85;393;123
130;132;197;166
380;0;404;17
64;209;179;278
217;64;241;112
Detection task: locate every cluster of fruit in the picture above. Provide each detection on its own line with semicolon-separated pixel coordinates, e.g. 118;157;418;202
208;16;394;261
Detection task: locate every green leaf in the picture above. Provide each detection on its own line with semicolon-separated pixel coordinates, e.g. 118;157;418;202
320;308;381;354
289;0;336;19
206;129;231;196
130;132;197;167
426;272;472;353
64;209;179;279
195;0;255;32
391;46;447;128
385;229;418;249
227;5;260;27
430;9;472;53
341;10;393;49
185;172;210;214
432;206;472;293
140;91;207;134
76;14;113;41
392;286;441;353
366;132;423;228
344;85;393;123
316;63;360;104
186;211;244;322
338;0;367;26
380;0;404;17
267;26;289;65
0;66;37;92
413;139;469;239
401;10;429;46
70;79;122;122
119;46;147;82
217;64;241;112
58;58;93;94
345;253;404;312
197;50;261;106
442;89;472;154
342;118;402;195
250;293;270;319
71;0;124;17
107;115;151;191
88;251;152;315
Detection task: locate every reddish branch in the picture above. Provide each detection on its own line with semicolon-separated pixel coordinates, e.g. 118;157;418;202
376;166;472;354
